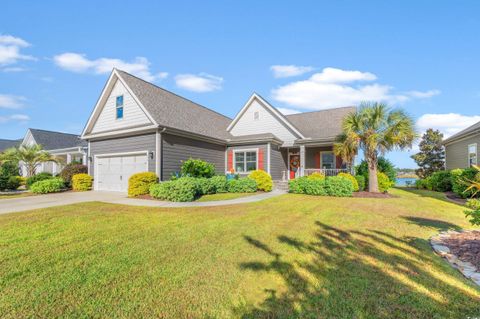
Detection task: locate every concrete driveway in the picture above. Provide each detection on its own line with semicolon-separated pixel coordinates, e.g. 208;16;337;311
0;190;285;215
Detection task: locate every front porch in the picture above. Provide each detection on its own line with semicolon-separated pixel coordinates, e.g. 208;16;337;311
282;145;352;181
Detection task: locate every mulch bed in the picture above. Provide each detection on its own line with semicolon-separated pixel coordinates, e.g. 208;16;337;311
442;231;480;270
135;194;155;200
353;191;397;198
444;191;468;205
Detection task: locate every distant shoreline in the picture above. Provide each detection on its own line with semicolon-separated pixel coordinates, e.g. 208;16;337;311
397;174;418;179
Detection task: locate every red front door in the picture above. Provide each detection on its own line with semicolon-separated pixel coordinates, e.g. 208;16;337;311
289;154;300;179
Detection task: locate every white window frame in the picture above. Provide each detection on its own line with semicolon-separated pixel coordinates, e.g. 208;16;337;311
468;143;477;166
233;148;258;173
320;151;335;169
115;95;124;120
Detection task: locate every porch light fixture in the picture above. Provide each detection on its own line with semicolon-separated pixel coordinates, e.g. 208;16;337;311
149;151;154;160
88;156;92;162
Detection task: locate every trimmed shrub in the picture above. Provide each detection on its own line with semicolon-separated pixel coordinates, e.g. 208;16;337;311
466;198;480;210
6;176;21;190
378;172;394;193
452;168;479;198
325;176;354;197
150;177;200;202
26;172;53;189
210;175;229;193
248;170;273;192
128;172;158;197
0;162;19;190
30;178;64;194
304;178;327;196
307;172;326;180
338;173;359;192
72;174;93;191
416;179;428;189
197;178;216;195
59;163;88;188
180;158;215;178
227;178;257;193
289;176;309;194
429;171;452;192
355;175;366;191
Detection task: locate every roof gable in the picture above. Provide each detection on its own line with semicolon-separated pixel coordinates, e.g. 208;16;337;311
227;94;304;145
24;129;86;150
443;120;480;144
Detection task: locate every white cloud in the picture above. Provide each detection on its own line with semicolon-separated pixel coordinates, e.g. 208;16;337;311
270;65;314;78
0;94;26;109
175;73;223;92
53;53;167;82
276;107;301;115
407;90;441;99
0;113;29;123
416;113;480;138
271;67;440;110
0;34;35;66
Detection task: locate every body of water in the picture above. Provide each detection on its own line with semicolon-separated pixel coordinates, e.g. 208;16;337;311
395;177;418;187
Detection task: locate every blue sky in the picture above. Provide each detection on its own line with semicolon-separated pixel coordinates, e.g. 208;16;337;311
1;1;480;168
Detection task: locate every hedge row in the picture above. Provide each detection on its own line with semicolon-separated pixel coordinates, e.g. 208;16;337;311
149;176;258;202
289;176;354;197
416;168;480;198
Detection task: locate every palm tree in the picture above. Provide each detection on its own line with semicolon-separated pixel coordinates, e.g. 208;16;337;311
334;102;416;192
0;144;63;177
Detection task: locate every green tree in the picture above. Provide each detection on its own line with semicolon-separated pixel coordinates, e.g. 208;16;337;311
334;102;416;193
0;144;62;177
356;157;397;183
411;128;445;178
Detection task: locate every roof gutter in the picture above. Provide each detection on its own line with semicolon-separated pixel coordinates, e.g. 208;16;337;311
442;128;480;145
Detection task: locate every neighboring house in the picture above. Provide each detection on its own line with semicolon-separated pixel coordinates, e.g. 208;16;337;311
0;138;21;152
81;69;355;192
443;121;479;169
20;128;87;176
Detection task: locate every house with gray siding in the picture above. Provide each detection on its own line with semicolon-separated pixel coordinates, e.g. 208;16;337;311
443;121;479;169
81;69;355;192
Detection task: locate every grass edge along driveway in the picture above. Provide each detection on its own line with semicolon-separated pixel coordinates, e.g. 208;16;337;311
0;188;479;318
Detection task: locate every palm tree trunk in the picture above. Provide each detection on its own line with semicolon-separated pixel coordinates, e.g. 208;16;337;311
367;155;379;193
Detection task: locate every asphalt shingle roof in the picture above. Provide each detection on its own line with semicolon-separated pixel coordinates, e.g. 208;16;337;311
118;70;233;140
0;139;21;152
29;129;86;150
285;106;356;140
443;120;480;144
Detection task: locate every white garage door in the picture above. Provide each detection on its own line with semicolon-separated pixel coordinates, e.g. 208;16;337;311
96;153;148;192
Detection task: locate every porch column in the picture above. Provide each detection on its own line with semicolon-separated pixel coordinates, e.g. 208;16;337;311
300;145;305;177
83;153;87;166
66;153;72;164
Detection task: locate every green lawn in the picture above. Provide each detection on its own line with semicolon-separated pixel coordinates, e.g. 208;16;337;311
196;192;258;202
0;189;479;318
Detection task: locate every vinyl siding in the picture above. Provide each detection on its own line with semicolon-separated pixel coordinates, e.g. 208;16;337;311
445;134;480;169
226;144;268;176
89;133;156;176
162;133;226;180
230;98;298;146
270;144;288;180
91;79;153;133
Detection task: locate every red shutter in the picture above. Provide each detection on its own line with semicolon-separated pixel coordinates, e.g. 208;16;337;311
258;149;264;170
227;151;233;171
336;156;343;169
315;152;320;168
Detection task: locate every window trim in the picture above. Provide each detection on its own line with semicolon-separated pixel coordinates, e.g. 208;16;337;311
233;148;258;173
320;151;335;169
468;143;478;166
115;95;124;120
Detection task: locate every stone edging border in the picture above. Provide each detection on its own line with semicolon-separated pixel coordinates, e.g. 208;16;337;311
430;230;480;286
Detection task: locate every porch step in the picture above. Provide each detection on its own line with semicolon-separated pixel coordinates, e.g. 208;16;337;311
274;180;289;192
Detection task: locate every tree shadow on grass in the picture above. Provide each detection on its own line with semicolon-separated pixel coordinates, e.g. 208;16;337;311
401;216;463;232
235;222;480;318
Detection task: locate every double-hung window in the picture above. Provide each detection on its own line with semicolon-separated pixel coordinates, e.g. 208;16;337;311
235;150;257;172
468;144;477;166
116;95;124;119
321;151;335;169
